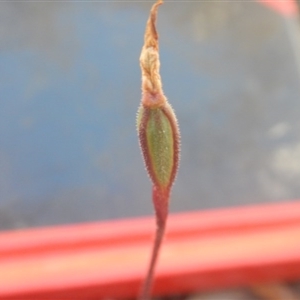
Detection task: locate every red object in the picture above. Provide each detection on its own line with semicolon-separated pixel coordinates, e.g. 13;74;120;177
0;201;300;299
257;0;298;16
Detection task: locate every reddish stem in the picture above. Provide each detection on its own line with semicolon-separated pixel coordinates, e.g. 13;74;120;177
139;185;169;300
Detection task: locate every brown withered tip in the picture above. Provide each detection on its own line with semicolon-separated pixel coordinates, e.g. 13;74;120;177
144;0;163;50
140;0;166;106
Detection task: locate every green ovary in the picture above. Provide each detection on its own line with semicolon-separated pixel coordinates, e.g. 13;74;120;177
146;108;174;188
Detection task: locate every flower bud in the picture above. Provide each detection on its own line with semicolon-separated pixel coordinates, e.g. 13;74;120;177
137;0;180;192
137;2;180;299
137;102;180;190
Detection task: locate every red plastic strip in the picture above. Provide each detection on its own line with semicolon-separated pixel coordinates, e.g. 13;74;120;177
0;201;300;299
257;0;298;16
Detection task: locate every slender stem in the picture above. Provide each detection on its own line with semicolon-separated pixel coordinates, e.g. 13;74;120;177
139;186;169;300
139;219;166;300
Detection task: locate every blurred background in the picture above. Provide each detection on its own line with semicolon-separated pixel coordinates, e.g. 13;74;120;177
1;0;300;230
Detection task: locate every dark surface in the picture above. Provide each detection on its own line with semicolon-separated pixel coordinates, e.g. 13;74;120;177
1;2;300;229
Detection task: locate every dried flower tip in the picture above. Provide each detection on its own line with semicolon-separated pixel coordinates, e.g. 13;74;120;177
140;0;165;107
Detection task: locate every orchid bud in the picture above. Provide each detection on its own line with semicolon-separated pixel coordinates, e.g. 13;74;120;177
137;102;180;191
137;0;180;193
137;2;180;299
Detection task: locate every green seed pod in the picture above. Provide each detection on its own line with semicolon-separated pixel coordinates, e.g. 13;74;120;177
137;2;180;299
137;102;180;190
137;0;180;192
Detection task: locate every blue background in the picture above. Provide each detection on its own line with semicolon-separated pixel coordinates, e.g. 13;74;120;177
1;1;300;229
